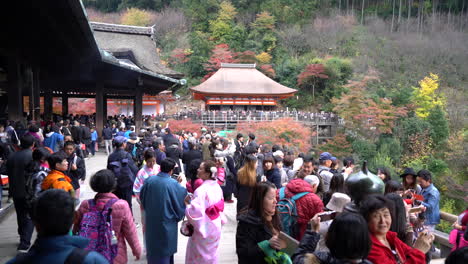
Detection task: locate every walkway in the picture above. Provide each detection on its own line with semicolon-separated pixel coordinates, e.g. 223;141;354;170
0;152;238;263
0;152;445;263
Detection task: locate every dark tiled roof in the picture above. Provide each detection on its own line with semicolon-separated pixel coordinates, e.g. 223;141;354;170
90;22;183;78
90;22;153;35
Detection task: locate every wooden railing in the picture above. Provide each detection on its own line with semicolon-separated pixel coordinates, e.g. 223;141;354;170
434;211;457;258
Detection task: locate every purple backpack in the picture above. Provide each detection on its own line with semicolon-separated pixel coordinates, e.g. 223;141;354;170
78;198;118;262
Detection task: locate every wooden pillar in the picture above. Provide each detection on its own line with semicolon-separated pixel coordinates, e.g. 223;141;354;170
44;86;53;121
134;86;143;131
32;68;41;121
62;89;68;118
103;94;108;121
95;81;104;137
7;59;24;122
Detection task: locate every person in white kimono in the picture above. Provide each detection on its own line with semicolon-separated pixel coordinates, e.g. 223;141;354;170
184;160;226;264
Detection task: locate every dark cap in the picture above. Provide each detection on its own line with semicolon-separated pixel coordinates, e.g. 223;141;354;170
113;136;127;144
400;167;416;178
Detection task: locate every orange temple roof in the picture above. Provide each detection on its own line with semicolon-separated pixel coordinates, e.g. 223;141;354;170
190;63;297;100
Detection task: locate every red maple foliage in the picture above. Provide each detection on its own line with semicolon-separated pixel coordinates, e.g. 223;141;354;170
202;44;237;82
169;48;190;65
235;118;313;153
164;118;202;134
236;50;257;63
259;64;276;78
297;64;328;87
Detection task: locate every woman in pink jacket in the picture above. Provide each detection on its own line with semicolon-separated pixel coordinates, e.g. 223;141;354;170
74;169;142;264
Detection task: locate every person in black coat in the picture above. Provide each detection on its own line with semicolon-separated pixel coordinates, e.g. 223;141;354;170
80;122;92;158
165;141;182;175
236;182;287;264
182;140;202;178
6;134;35;251
70;121;82;145
107;136;138;213
263;156;282;189
62;141;86;200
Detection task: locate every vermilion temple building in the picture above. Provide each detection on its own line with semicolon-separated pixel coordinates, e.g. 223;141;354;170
190;63;297;111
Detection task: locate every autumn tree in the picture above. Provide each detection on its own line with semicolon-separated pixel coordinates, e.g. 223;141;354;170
259;64;276;78
121;8;153;26
256;52;272;64
236;50;257;63
164;119;201;134
332;75;407;141
412;73;446;119
297;64;329;101
202;44;237;81
235;118;312;153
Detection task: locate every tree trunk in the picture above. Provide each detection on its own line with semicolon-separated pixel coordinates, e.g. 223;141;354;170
417;0;423;34
407;0;412;32
398;0;403;25
391;0;396;32
432;0;437;32
461;0;466;31
361;0;365;24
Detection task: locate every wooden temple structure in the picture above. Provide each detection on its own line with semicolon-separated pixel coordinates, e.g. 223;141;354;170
190;63;297;111
0;0;184;134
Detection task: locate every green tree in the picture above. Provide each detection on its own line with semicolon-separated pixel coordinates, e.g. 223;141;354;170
182;0;220;31
246;11;277;53
208;1;246;49
352;139;377;163
427;105;449;146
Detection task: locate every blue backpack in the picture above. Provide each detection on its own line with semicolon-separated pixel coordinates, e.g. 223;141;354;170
108;158;135;189
277;187;309;237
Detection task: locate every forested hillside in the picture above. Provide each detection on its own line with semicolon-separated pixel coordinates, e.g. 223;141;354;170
84;0;467;217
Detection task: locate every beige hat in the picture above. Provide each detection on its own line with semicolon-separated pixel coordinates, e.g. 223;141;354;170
326;193;351;212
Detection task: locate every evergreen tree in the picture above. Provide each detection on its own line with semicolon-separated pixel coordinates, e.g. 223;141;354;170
428;105;449;146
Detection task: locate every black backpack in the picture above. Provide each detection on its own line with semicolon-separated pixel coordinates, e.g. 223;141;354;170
108;158;135;189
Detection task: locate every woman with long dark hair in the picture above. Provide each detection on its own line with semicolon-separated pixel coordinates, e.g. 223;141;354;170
236;182;288;264
322;173;345;206
385;193;413;246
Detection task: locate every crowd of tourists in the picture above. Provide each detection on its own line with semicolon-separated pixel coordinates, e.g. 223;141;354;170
0;115;467;264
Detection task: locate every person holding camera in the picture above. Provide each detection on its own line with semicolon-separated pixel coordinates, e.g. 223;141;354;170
360;194;433;264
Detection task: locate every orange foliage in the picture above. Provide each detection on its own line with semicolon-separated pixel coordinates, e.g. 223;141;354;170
235;118;313;153
165;118;202;134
